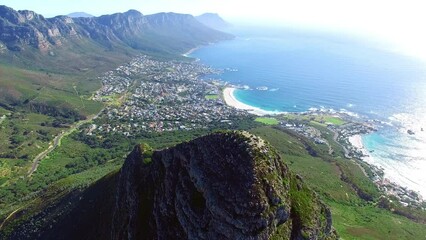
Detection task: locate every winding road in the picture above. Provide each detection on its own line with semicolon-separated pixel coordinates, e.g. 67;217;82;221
0;207;21;231
27;112;102;177
27;76;135;177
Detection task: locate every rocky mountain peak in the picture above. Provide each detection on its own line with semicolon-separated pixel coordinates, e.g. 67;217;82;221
124;9;143;17
17;10;39;22
196;12;231;30
2;131;337;239
111;131;337;239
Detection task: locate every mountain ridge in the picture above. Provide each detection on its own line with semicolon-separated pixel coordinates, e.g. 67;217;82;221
0;5;234;111
1;131;338;240
196;13;231;30
0;5;233;57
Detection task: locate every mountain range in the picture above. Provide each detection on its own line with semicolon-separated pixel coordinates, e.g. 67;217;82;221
0;5;233;117
0;5;232;62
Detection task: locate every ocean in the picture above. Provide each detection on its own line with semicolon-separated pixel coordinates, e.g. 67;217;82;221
190;27;426;197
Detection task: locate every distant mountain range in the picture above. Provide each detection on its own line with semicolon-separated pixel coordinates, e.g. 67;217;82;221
0;5;233;61
0;5;234;120
67;12;94;18
196;13;232;30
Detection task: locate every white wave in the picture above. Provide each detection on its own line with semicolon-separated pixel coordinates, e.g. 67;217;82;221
256;86;268;91
389;112;426;139
339;108;360;118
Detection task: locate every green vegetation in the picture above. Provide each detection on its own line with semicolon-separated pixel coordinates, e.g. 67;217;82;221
329;202;426;240
98;94;124;107
204;94;219;100
0;120;425;239
0;63;106;193
0;128;212;215
0;65;103;118
289;174;315;225
0;34;423;238
0;108;10;115
255;117;279;125
0;112;67;160
0;42;135;215
141;143;154;164
323;116;345;126
250;126;426;239
281;113;345;126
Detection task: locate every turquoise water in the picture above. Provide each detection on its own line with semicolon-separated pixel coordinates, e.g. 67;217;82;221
191;27;426;196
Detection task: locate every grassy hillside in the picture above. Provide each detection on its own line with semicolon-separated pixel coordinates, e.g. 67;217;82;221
0;64;105;186
0;65;103;115
250;126;426;239
0;38;142;192
0;122;425;239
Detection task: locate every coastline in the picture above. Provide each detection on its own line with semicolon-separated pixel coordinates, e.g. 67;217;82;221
348;135;373;163
348;134;424;203
222;87;285;116
222;86;425;204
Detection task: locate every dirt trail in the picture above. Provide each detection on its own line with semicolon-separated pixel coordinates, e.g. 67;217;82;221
28;110;102;176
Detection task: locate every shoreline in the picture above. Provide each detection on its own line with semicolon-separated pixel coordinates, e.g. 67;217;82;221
348;135;373;163
221;85;425;204
222;87;285;116
347;134;424;204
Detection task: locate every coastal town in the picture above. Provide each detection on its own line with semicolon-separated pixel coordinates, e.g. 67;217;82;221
88;55;250;136
273;110;424;208
86;54;425;209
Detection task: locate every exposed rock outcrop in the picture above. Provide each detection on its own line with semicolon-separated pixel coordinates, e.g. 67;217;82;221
2;132;338;240
112;132;291;239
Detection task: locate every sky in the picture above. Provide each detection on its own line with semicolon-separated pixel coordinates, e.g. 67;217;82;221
2;0;426;60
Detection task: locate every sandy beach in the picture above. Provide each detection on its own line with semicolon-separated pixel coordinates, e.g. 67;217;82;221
348;134;375;164
348;134;363;149
222;87;284;116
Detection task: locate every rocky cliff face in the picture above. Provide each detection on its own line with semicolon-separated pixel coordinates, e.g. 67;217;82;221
0;6;78;52
3;132;337;240
110;131;337;240
112;132;292;239
0;5;232;54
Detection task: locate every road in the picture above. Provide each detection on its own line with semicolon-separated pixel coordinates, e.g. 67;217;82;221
27;79;133;176
0;207;21;231
27;111;102;177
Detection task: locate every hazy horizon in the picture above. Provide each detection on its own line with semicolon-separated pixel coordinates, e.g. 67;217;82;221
2;0;426;61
